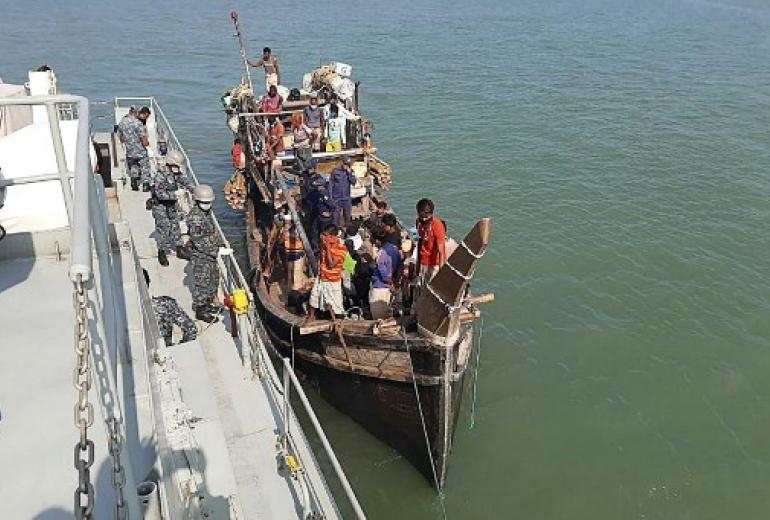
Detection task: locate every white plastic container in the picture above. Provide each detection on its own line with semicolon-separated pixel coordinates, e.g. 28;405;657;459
332;62;353;77
302;73;313;91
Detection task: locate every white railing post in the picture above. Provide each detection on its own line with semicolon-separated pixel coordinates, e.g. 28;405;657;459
45;101;74;219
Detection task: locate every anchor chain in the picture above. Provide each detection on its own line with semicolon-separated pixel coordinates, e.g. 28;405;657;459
108;418;129;519
73;276;95;519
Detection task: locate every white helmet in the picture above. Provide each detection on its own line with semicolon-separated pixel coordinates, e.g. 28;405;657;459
165;149;186;174
193;184;215;203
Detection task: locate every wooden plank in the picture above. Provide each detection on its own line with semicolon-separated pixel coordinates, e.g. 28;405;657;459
465;293;495;306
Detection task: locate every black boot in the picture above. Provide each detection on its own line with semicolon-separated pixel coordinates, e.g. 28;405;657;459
205;304;223;317
158;250;169;266
176;245;191;261
195;306;216;322
130;178;139;191
142;182;151;192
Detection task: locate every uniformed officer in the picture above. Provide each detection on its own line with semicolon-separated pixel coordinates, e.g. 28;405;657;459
117;106;152;191
186;185;223;321
143;269;197;346
149;150;193;266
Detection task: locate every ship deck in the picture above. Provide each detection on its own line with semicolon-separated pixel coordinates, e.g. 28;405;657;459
0;129;341;519
117;174;337;518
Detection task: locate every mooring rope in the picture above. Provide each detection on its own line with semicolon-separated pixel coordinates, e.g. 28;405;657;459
468;316;484;431
402;326;449;520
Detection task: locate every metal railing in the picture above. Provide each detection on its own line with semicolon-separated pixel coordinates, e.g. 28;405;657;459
0;94;140;519
115;96;365;518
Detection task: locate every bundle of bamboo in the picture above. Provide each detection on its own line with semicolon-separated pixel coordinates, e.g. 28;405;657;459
224;169;247;209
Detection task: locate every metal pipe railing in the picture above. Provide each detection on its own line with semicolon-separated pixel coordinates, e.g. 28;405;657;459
281;358;366;520
45;102;74;219
113;95;365;518
0;94;92;280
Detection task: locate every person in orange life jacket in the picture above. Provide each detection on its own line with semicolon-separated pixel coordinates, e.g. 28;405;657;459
415;198;446;287
328;155;356;228
281;215;306;291
306;224;348;321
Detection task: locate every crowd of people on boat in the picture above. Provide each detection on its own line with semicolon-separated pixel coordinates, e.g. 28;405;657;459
242;47;457;323
279;166;453;322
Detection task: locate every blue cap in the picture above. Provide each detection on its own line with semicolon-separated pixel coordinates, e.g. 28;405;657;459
342;156;352;164
308;158;318;170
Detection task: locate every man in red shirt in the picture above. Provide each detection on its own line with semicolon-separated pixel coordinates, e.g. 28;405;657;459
415;198;446;288
231;138;245;170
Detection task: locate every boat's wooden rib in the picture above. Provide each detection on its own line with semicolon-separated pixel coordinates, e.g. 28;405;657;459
417;218;492;346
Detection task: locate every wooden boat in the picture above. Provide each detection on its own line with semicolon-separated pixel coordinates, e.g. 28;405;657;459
222;18;492;488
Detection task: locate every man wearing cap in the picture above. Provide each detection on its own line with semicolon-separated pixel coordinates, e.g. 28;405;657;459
117;105;152;191
328;156;357;229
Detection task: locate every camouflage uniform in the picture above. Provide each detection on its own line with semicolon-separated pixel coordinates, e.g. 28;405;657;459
117;114;151;185
151;165;192;254
151;295;197;346
186;206;221;308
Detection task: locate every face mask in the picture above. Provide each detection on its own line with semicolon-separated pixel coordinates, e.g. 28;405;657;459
199;202;212;211
310;103;317;109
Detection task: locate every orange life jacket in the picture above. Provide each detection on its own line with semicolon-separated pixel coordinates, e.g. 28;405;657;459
319;234;347;282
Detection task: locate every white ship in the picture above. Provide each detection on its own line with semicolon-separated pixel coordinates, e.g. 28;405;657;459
0;68;365;519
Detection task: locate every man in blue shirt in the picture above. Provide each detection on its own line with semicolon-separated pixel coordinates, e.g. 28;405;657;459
328;156;357;228
369;231;402;319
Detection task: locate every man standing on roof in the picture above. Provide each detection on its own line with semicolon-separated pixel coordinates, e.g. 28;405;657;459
117;105;152;192
328;156;357;228
149;150;193;266
186;185;225;322
248;47;281;91
415;198;446;288
143;269;197;346
306;224;348;322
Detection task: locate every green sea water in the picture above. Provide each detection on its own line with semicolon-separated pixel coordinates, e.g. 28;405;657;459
3;0;770;517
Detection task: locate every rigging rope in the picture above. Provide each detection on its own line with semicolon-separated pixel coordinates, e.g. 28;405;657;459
402;326;448;520
468;316;484;431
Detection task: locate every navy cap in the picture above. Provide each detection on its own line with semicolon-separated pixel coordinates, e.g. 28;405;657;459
308;159;318;170
342;156;352;164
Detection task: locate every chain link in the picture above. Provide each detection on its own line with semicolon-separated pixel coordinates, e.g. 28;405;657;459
108;418;129;520
73;276;95;519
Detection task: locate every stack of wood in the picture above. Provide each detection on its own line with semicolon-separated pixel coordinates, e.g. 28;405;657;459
224;169;248;209
368;156;392;190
